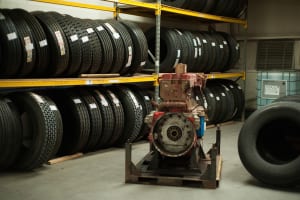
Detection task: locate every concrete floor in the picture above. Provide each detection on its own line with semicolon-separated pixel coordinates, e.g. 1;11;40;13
0;122;299;200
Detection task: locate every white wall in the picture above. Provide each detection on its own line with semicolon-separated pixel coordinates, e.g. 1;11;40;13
234;0;300;109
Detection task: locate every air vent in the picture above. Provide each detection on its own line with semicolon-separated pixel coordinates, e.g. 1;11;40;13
256;40;294;70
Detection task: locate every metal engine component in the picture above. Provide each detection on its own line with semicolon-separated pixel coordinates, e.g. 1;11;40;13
146;64;207;157
125;64;222;188
152;113;196;157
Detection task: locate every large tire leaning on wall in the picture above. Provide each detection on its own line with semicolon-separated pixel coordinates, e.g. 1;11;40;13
238;100;300;186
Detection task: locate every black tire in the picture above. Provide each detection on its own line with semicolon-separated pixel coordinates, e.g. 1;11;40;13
216;32;230;72
202;87;218;124
33;12;69;76
81;19;103;74
128;85;153;142
9;92;57;170
48;12;82;76
109;85;144;145
6;9;36;77
238;101;300;186
0;10;22;77
90;88;115;148
145;27;182;73
182;31;198;72
77;89;103;152
192;32;208;72
0;98;22;170
201;0;217;13
42;95;63;158
102;21;125;73
162;0;189;9
12;9;49;77
49;90;90;155
202;32;216;73
120;20;148;75
187;0;207;12
219;32;240;71
107;19;134;75
96;87;125;146
68;16;92;75
211;32;226;72
90;20;114;74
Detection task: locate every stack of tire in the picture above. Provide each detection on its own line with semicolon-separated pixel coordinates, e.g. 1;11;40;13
194;79;244;124
0;85;153;171
145;27;240;73
0;9;148;78
162;0;247;18
238;95;300;187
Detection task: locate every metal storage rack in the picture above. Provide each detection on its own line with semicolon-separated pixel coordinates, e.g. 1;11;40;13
0;0;246;91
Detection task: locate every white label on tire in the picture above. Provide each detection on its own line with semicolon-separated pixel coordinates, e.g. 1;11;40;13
96;26;104;31
108;92;120;106
209;93;214;98
216;96;220;101
203;39;207;43
194;48;198;58
39;39;48;47
175;29;182;35
7;32;17;40
104;23;120;39
24;36;33;63
0;12;5;20
223;41;228;45
220;44;224;49
50;105;58;111
144;96;150;101
221;92;226;97
31;93;45;104
229;85;234;89
177;49;181;58
86;28;94;34
125;46;133;67
198;48;202;56
212;42;216;47
54;31;66;56
89;103;97;109
70;34;78;42
81;36;89;43
238;86;242;90
193;39;197;46
196;37;201;46
73;98;82;104
236;43;240;50
140;61;146;67
100;94;108;106
196;96;199;100
204;102;208;109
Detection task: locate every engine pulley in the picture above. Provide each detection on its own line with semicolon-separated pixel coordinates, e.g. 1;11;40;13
152;112;196;157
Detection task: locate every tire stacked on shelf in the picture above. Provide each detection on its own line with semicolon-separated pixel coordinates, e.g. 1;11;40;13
0;9;148;78
194;79;244;125
162;0;247;18
238;95;300;187
145;27;240;73
0;86;154;171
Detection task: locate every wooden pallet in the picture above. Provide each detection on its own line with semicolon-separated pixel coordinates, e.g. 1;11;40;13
125;142;222;189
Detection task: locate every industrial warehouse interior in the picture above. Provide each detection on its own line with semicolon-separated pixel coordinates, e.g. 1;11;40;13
0;0;299;200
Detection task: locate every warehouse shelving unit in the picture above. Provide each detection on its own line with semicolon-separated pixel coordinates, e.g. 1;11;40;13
25;0;247;99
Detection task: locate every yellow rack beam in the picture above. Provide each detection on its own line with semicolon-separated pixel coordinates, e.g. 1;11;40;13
32;0;116;12
206;72;246;80
0;75;157;88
